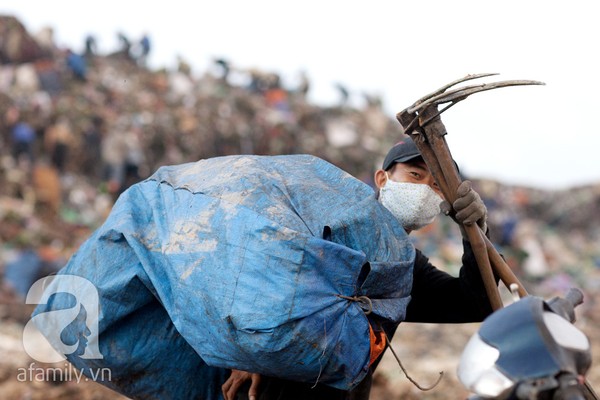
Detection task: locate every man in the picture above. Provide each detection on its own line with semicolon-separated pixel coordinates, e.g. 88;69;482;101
32;138;497;400
223;137;497;400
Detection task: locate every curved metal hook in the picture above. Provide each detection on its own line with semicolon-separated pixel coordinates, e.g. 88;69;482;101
397;74;545;133
407;79;545;114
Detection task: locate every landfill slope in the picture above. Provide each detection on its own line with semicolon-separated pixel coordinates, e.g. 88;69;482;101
1;14;600;399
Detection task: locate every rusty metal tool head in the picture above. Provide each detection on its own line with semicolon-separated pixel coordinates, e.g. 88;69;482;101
397;73;545;134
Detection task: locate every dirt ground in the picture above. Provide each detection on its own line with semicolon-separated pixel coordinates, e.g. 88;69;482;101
1;286;600;400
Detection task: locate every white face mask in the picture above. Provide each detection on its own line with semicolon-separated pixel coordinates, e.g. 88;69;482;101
379;176;443;232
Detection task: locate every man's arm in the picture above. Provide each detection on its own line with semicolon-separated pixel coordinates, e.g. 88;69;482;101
405;179;499;323
405;241;498;323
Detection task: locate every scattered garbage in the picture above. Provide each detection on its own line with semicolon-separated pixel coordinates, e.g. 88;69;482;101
1;14;599;399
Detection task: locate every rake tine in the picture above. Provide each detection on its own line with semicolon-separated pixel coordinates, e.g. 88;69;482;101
407;79;545;114
410;73;499;107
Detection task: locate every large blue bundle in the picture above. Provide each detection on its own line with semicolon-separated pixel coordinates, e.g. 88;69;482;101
33;155;415;399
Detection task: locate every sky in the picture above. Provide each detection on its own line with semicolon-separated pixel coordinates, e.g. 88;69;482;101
2;0;599;190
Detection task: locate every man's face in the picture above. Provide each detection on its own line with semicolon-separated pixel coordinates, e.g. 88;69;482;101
375;158;443;197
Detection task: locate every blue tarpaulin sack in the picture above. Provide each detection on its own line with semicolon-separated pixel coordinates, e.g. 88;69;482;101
33;154;416;399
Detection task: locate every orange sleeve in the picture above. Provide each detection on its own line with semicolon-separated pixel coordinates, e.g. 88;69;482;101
368;324;387;366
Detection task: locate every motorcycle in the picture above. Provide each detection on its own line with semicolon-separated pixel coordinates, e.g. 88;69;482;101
457;287;597;399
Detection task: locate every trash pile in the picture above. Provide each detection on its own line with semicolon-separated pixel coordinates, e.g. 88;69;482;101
1;14;599;399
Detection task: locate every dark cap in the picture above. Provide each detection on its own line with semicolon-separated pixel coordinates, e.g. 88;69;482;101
382;136;461;173
382;137;422;171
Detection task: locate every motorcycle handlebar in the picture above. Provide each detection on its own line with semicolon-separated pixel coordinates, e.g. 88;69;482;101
565;288;584;309
547;288;584;323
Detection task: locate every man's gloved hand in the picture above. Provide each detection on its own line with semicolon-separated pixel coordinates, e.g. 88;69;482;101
440;180;488;234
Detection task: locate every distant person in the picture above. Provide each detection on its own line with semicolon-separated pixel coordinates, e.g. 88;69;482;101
81;115;105;180
334;83;350;106
11;118;36;164
44;115;74;174
65;49;87;81
84;34;97;58
214;57;231;82
116;32;132;60
135;33;151;66
295;69;310;99
4;244;42;299
101;121;130;199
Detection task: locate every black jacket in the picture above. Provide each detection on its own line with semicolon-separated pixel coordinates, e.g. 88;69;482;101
406;240;496;323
